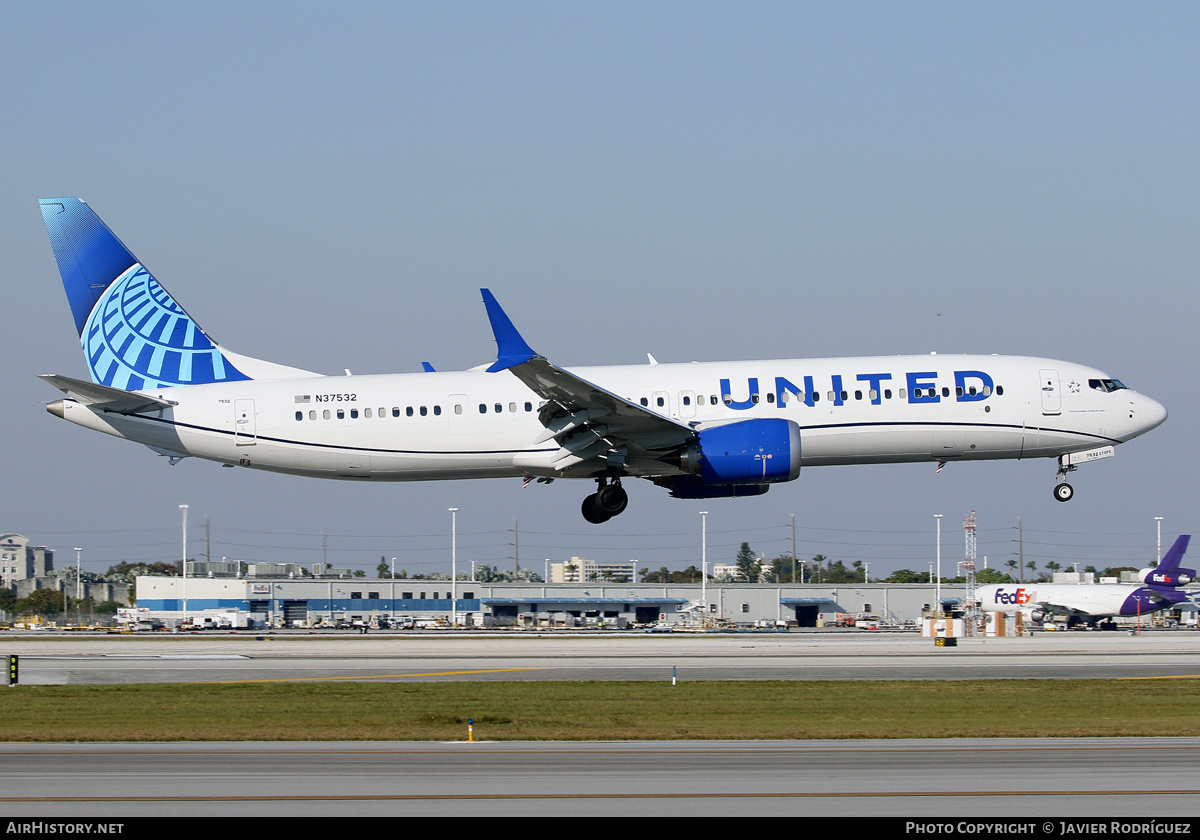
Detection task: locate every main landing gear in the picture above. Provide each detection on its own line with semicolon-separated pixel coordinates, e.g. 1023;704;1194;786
582;478;628;524
1053;457;1076;503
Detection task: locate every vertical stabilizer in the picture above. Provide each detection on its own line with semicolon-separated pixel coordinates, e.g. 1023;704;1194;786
1143;535;1193;587
40;199;315;389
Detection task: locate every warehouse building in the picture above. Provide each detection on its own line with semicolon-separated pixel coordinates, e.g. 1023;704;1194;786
134;576;963;628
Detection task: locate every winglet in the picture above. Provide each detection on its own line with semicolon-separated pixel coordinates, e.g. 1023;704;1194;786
482;289;538;372
421;362;436;372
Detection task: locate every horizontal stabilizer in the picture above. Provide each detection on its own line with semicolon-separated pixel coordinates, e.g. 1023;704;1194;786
39;374;176;413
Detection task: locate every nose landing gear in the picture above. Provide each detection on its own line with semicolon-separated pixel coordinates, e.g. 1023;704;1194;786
582;478;628;524
1053;457;1076;502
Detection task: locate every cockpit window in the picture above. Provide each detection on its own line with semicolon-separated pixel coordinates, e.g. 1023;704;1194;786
1088;378;1127;393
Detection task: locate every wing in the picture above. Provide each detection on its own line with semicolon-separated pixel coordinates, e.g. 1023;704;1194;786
481;289;694;476
1031;600;1098;618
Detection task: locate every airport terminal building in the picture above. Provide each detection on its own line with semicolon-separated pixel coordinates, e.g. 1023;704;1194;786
134;576;965;629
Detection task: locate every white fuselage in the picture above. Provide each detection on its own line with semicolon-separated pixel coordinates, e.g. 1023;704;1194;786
978;582;1177;620
53;353;1165;483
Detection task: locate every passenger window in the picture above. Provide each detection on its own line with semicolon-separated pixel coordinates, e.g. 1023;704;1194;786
766;393;774;403
525;402;533;412
350;409;359;419
697;395;706;405
869;390;877;401
364;408;372;418
309;410;316;420
509;402;517;412
942;387;950;398
750;394;759;404
723;394;732;405
812;391;819;403
392;407;400;417
479;404;487;414
898;389;907;399
827;391;835;402
337;409;345;419
996;386;1004;396
407;407;414;417
640;397;649;406
295;411;302;421
455;404;463;415
419;406;427;416
434;405;441;416
494;403;502;413
855;391;862;400
323;410;331;420
656;396;665;407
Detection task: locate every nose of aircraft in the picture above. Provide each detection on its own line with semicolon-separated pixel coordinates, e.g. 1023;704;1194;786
1138;394;1168;435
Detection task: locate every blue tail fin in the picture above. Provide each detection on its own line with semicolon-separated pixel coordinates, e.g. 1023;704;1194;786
40;199;314;389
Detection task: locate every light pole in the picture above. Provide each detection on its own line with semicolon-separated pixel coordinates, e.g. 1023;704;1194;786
179;504;189;622
74;547;82;603
449;508;458;627
700;511;708;611
1155;517;1164;562
934;514;943;617
791;514;797;584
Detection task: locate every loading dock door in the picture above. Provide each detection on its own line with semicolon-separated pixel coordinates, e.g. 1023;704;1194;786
794;605;820;627
282;601;308;627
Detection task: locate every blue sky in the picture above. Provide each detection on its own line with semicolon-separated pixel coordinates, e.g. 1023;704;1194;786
3;2;1198;578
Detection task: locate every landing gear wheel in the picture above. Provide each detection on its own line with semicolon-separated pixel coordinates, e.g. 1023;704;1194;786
1053;482;1074;502
581;494;612;524
596;483;628;517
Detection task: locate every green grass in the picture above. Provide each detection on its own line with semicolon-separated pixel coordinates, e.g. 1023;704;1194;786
3;679;1198;741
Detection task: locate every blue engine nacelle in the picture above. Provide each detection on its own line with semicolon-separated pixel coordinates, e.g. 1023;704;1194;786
680;418;802;486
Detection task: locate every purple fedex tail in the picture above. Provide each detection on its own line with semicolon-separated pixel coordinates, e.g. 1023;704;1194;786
1121;535;1194;618
1141;535;1193;588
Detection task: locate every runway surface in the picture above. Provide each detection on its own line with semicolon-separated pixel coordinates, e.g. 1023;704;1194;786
5;632;1198;818
4;630;1199;684
1;738;1197;817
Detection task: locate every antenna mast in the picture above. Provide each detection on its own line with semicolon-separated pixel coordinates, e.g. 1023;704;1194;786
962;510;979;635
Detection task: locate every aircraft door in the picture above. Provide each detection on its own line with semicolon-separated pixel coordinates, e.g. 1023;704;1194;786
1039;370;1061;415
234;399;256;445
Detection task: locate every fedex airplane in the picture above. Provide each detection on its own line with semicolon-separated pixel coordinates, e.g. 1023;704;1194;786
978;535;1194;628
38;198;1168;523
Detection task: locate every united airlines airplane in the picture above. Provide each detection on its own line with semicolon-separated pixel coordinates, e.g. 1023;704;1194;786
38;198;1168;523
978;535;1193;628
